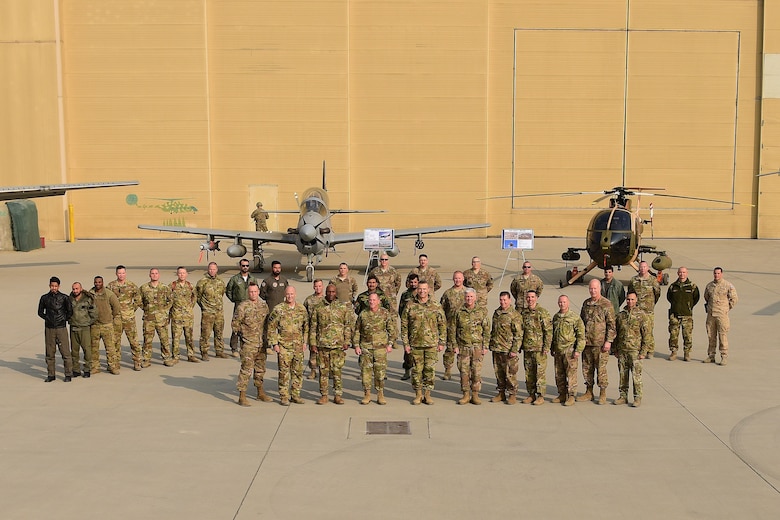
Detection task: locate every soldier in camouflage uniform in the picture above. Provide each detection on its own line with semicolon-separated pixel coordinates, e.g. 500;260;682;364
401;281;446;405
489;291;523;405
250;202;269;232
511;261;544;310
90;276;121;374
310;284;354;405
226;259;257;357
408;254;442;295
107;265;141;368
354;275;392;316
463;256;494;308
628;261;660;357
69;282;97;377
666;266;700;361
578;279;616;404
196;262;227;360
453;289;490;405
330;262;359;305
601;266;625;314
170;267;197;363
439;271;466;380
398;273;419;380
520;290;552;405
614;291;653;407
551;295;585;406
303;279;325;379
269;286;309;406
369;253;402;313
140;268;173;366
354;293;398;405
233;283;271;406
703;267;738;365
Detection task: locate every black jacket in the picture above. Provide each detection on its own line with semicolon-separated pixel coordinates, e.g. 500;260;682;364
38;291;73;328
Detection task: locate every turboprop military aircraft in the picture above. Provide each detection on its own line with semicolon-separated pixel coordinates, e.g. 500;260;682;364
488;186;743;287
139;167;489;281
0;181;139;201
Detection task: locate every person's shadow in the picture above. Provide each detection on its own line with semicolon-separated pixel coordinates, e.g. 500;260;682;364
160;374;236;403
0;355;49;380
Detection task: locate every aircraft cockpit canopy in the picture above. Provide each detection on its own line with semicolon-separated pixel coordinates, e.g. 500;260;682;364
299;187;329;218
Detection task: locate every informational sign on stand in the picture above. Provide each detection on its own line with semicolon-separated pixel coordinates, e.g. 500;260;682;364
502;229;534;250
363;228;394;251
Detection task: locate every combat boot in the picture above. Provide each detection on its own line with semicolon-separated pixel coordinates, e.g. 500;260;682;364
683;351;691;362
316;394;328;405
423;389;434;405
490;391;506;403
552;393;565;404
668;350;678;361
377;389;386;405
307;370;317;380
360;389;371;405
576;386;593;402
201;352;210;362
401;369;411;381
719;356;728;366
133;361;141;371
442;367;451;380
470;392;481;405
141;361;151;368
564;395;575;406
522;395;534;404
533;395;545;406
632;397;642;407
702;356;715;363
163;359;175;367
614;395;628;405
280;397;290;406
256;383;272;402
290;395;305;404
506;394;517;405
333;395;344;405
598;388;607;405
458;391;471;405
238;390;250;407
216;352;230;359
187;356;200;363
411;389;423;405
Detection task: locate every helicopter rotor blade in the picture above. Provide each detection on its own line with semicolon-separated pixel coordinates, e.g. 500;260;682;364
640;193;750;205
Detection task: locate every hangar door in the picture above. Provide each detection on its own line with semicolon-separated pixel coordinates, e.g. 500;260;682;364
512;29;740;210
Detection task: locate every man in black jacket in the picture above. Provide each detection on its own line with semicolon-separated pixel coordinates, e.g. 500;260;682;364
38;276;74;382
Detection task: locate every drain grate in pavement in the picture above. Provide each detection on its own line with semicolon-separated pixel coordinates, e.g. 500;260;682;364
366;421;411;435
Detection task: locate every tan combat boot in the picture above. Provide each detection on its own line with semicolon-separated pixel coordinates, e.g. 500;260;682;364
333;395;344;405
238;390;250;407
442;367;452;380
576;386;593;402
614;395;628;405
702;356;715;363
377;389;386;405
719;356;728;366
458;391;471;405
187;356;200;363
360;389;371;405
598;388;607;405
423;389;434;405
470;391;482;405
411;389;423;405
668;350;678;361
521;395;534;404
506;394;517;405
683;351;691;362
564;395;575;406
133;361;141;371
533;394;544;405
552;393;565;404
490;391;506;403
632;397;642;407
256;383;272;402
316;394;328;405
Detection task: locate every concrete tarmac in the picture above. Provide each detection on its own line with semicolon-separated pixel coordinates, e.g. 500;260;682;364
1;236;779;519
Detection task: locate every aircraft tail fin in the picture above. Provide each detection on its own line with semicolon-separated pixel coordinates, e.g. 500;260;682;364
322;160;327;191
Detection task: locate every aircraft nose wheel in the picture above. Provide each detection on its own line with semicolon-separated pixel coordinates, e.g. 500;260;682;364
306;264;314;282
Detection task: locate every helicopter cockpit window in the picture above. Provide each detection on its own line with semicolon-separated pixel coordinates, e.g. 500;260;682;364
608;211;632;230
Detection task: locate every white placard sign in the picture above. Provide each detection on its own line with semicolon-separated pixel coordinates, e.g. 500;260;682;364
363;228;394;251
502;229;534;250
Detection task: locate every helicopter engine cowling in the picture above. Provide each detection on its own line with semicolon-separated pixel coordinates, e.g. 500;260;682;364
385;245;400;257
651;254;672;272
227;243;247;258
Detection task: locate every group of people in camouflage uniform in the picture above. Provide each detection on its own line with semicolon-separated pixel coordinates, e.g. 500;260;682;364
39;254;737;410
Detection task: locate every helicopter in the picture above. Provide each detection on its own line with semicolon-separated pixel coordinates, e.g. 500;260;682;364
488;186;743;288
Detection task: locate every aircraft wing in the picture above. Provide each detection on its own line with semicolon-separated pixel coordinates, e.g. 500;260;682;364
137;225;296;244
328;223;492;245
0;181;139;201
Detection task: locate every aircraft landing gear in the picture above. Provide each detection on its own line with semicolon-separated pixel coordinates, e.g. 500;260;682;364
252;240;265;273
306;264;314;282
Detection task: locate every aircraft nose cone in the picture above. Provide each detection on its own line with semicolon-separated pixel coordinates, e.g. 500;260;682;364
300;224;317;242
